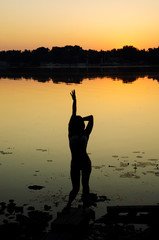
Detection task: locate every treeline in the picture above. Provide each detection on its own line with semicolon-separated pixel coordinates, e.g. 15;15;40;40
0;45;159;67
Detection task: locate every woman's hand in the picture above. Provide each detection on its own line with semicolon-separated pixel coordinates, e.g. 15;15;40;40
70;90;76;101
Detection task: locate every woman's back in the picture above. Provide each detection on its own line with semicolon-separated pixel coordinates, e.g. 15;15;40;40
69;135;88;159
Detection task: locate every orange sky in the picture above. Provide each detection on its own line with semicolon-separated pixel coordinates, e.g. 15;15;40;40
1;0;159;51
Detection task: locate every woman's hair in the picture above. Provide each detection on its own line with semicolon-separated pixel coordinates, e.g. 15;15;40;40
69;115;85;136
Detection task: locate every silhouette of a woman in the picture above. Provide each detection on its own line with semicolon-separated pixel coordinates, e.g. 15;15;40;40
66;90;94;209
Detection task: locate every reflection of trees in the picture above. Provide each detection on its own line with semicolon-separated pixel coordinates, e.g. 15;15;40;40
1;67;159;84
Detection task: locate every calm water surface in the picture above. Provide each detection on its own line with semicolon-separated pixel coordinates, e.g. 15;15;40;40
1;73;159;219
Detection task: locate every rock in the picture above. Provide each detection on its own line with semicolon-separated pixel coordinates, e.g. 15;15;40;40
28;210;52;229
97;196;110;202
28;185;45;190
0;202;6;212
7;202;16;214
0;222;21;240
16;214;30;225
15;206;23;213
27;206;35;211
44;205;51;211
0;200;53;240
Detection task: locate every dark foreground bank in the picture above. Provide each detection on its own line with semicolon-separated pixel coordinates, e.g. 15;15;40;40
1;198;159;240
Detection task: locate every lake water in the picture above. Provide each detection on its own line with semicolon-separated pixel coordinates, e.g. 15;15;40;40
1;69;159;219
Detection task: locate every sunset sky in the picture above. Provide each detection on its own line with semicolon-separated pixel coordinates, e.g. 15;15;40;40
1;0;159;51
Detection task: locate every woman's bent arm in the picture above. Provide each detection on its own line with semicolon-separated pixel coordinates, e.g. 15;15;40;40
83;115;94;136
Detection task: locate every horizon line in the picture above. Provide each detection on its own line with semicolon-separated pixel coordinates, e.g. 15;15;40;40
1;44;159;53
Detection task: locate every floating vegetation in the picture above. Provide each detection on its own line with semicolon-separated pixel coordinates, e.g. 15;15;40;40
120;172;134;178
146;171;159;177
115;168;124;171
0;150;13;155
96;195;111;202
116;194;124;201
148;159;158;161
109;151;159;180
134;175;140;179
120;162;129;167
154;165;159;170
147;171;155;174
36;149;47;152
92;165;105;170
132;162;154;168
120;172;140;179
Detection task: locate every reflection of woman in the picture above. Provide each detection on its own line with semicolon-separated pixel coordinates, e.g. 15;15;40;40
66;90;94;209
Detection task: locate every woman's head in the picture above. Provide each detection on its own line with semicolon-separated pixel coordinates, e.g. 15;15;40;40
69;115;85;135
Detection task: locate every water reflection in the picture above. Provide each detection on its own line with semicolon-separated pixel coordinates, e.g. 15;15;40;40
1;66;159;83
1;72;159;221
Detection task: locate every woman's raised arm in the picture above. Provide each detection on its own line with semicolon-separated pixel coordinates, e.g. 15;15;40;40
70;90;77;116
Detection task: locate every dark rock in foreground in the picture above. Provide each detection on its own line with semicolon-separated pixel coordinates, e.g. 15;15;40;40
28;185;45;190
0;200;53;240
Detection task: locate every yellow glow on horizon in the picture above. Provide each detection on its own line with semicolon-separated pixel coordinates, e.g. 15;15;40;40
0;0;159;51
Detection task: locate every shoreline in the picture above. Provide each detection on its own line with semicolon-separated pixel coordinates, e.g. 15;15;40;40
1;64;159;69
1;199;157;240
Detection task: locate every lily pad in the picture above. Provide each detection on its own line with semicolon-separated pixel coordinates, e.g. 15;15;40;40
120;162;129;167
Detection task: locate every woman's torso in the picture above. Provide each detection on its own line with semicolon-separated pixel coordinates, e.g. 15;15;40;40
69;135;90;167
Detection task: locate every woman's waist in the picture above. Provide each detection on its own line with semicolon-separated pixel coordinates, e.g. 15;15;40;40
71;157;91;168
71;152;90;160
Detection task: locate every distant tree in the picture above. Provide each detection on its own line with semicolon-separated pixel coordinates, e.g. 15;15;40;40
0;45;159;66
